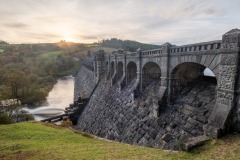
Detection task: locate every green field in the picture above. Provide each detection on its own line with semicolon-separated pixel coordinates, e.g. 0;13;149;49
39;51;64;59
0;48;4;53
1;122;240;160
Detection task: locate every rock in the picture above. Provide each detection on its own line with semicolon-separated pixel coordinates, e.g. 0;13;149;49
183;135;210;151
187;117;199;126
161;133;174;142
184;122;192;130
170;122;177;129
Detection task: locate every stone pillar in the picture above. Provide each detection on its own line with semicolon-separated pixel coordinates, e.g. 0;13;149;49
105;55;110;80
204;29;240;138
111;53;118;86
95;49;105;82
160;43;172;105
136;48;142;90
136;48;142;89
152;43;171;117
118;51;127;92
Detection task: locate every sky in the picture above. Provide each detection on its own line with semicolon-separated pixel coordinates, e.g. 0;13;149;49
0;0;240;45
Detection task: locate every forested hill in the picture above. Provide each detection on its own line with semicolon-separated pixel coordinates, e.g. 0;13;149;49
0;40;8;44
99;38;162;51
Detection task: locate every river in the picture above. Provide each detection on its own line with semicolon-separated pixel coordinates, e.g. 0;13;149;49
24;76;74;121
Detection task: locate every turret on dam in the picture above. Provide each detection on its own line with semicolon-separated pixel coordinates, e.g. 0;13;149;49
74;29;240;150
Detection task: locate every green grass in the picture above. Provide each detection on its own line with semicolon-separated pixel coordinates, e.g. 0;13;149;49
39;51;64;59
1;122;240;160
71;61;80;73
0;48;3;53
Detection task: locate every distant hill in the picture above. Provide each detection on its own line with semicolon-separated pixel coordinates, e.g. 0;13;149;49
98;38;161;52
0;40;8;45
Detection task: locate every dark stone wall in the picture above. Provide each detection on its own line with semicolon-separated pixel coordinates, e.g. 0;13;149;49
76;78;216;150
234;69;240;132
74;65;96;101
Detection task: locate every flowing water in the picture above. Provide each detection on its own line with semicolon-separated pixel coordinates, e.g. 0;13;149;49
24;76;74;121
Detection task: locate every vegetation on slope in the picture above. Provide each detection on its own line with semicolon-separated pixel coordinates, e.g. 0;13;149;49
0;122;240;160
0;42;82;105
99;38;161;51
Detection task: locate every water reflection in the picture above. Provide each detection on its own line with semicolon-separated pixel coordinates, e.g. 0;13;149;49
24;76;74;121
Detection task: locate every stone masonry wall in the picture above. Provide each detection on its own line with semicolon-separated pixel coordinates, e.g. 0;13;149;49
74;65;96;101
76;78;216;150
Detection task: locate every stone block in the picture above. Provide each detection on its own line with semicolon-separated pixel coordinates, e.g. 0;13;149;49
161;133;174;142
183;135;210;151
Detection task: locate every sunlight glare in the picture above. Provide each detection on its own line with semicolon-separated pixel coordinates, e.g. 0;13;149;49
64;37;75;42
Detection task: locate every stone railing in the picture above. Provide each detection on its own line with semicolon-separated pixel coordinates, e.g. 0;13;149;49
170;40;222;53
141;49;163;56
126;52;137;57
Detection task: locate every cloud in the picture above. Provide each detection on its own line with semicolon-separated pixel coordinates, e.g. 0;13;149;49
3;22;28;28
77;35;98;40
0;0;239;44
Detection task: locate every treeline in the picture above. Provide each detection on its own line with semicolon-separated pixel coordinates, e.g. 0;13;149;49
0;40;8;45
99;38;161;52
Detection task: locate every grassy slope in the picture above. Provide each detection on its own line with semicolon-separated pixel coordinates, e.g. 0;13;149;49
39;51;64;59
0;122;240;160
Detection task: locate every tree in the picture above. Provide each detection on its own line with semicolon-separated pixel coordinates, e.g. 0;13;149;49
3;45;16;55
3;70;26;98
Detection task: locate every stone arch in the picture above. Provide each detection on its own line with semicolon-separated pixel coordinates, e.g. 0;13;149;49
141;58;161;70
142;62;161;90
117;61;123;80
126;59;138;67
110;61;115;77
170;62;217;101
126;61;137;84
169;54;221;80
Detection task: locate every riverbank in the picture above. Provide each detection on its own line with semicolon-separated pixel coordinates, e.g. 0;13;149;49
1;121;240;160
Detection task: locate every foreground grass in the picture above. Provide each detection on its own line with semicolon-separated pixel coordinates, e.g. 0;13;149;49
0;122;240;160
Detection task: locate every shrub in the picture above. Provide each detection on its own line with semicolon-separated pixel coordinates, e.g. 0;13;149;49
60;119;72;127
0;113;12;124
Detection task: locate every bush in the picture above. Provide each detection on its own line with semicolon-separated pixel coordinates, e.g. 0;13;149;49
0;113;12;124
60;119;72;127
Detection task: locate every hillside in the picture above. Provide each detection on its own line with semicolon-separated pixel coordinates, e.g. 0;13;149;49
0;122;240;160
99;38;161;51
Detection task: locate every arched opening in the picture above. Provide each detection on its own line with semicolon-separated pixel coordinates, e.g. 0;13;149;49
204;68;215;77
127;62;137;84
171;62;217;100
142;62;161;90
117;61;123;80
110;61;114;77
169;62;217;137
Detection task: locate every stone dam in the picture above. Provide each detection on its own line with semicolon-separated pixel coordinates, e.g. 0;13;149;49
72;29;240;150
